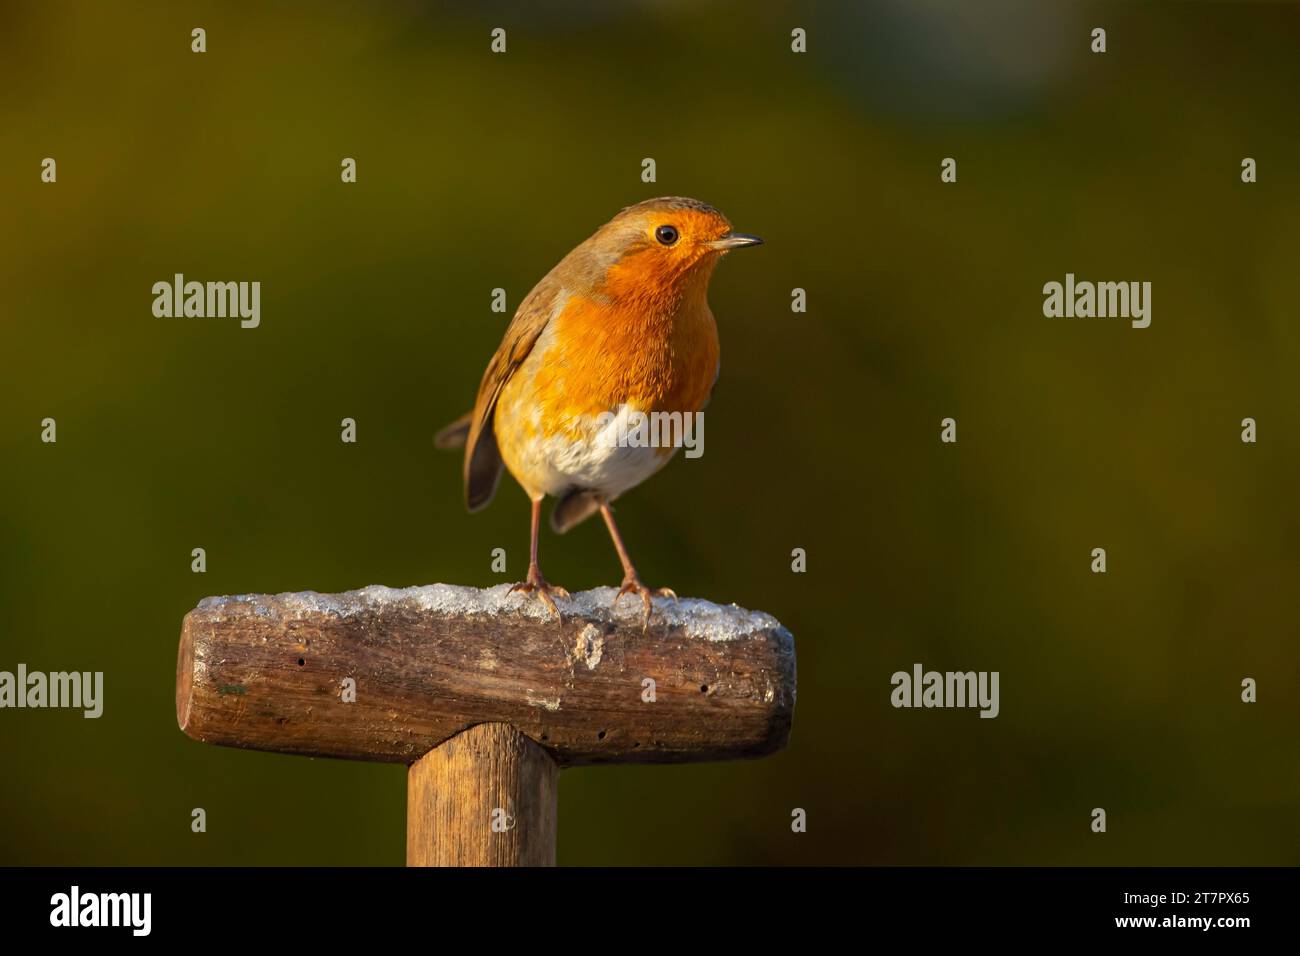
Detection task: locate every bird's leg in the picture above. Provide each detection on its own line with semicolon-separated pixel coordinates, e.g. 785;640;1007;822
508;497;569;617
599;502;676;627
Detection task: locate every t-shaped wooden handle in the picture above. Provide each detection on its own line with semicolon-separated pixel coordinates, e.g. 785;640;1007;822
175;583;796;865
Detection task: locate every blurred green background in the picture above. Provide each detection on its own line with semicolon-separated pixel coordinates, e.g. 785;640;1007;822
2;0;1297;865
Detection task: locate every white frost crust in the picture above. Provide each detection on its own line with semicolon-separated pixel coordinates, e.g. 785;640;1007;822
196;583;785;643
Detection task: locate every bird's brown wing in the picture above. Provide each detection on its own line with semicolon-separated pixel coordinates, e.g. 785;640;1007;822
461;280;566;511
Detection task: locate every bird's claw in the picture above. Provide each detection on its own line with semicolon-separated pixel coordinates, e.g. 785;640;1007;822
509;570;569;619
613;575;675;629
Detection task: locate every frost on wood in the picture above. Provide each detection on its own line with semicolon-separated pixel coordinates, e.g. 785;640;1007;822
197;582;785;643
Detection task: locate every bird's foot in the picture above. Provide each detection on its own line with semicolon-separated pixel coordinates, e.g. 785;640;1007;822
613;574;677;629
509;567;569;619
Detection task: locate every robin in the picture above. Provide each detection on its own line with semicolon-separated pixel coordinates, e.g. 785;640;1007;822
436;197;762;623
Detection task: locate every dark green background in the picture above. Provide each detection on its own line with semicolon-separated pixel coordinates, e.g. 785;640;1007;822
2;0;1296;865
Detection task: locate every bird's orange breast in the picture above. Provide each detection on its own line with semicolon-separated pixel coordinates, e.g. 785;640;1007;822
525;266;720;431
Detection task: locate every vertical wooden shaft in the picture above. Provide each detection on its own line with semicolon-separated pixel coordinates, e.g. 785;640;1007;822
406;722;558;866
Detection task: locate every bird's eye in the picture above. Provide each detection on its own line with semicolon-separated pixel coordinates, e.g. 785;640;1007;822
655;225;679;246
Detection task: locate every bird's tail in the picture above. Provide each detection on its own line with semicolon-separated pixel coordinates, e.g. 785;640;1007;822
434;411;472;449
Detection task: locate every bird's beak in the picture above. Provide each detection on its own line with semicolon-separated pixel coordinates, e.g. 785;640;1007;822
707;232;764;251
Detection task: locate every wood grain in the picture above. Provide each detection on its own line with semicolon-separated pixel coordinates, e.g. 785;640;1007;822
406;722;557;866
175;585;796;767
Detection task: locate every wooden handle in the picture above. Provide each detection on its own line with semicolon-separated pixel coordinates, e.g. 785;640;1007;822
406;722;557;867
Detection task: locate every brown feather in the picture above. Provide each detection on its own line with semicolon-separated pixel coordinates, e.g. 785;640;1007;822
551;488;603;534
462;278;567;510
434;412;472;449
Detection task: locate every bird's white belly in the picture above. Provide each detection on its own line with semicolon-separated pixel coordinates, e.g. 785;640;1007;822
521;406;677;500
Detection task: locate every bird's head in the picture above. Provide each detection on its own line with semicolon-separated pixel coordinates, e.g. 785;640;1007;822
580;197;762;303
